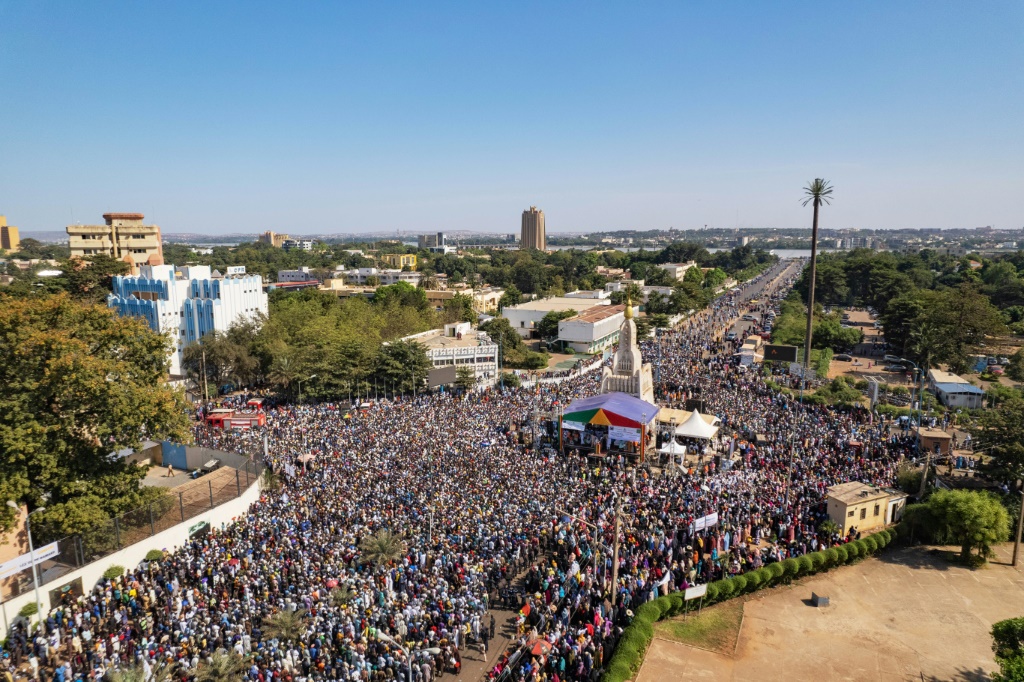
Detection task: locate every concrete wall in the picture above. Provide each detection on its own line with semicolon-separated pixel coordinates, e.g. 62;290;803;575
0;480;262;638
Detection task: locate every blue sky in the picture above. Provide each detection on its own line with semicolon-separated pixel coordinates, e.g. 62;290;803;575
1;2;1022;235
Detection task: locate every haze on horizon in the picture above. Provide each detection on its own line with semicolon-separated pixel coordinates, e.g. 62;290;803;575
1;2;1022;236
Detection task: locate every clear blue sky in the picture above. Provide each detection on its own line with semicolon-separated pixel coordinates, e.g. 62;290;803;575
2;1;1022;235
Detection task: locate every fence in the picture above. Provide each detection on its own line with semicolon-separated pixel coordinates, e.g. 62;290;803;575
0;457;264;605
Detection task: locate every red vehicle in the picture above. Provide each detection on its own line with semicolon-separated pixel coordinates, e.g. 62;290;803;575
205;409;266;430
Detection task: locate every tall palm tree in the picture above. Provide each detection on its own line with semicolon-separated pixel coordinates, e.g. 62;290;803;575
359;529;407;567
194;652;248;682
801;178;834;377
261;608;307;643
267;355;298;393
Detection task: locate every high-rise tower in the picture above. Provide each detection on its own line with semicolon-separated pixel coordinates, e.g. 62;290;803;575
520;206;546;250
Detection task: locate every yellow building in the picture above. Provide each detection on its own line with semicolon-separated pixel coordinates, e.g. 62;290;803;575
67;213;163;274
381;253;417;270
258;231;290;248
0;216;20;252
827;482;906;537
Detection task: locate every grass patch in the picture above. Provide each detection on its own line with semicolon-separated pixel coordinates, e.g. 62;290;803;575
653;598;744;655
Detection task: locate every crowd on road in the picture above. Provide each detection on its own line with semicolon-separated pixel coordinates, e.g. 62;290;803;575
2;260;919;682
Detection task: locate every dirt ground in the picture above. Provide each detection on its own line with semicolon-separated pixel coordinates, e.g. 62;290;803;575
637;542;1024;682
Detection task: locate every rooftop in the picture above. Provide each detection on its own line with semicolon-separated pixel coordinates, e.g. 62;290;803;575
403;327;495;350
503;297;608;313
928;369;968;385
916;427;953;439
569;304;627;324
103;212;145;222
827;481;891;505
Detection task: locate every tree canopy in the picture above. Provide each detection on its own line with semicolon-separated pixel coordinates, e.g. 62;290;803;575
0;294;191;539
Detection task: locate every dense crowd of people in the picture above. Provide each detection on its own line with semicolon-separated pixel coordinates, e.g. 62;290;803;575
2;261;919;682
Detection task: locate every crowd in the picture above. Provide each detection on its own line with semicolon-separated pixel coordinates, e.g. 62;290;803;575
2;261;918;682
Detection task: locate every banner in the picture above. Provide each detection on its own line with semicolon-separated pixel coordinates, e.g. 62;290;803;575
0;542;60;580
561;420;586;432
608;426;641;442
691;512;720;532
684;584;708;600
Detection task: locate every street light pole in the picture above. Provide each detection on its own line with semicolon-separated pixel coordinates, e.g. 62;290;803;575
7;501;45;629
1013;491;1024;567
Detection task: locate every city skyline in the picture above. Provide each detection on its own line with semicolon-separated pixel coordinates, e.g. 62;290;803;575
2;2;1022;235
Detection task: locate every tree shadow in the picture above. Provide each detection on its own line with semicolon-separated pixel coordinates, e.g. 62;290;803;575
875;546;953;571
923;665;991;681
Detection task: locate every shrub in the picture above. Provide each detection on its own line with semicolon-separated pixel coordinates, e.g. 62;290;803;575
756;567;774;586
619;628;647;653
766;562;785;583
797;555;814;575
634;602;660;624
103;565;125;580
781;558;800;578
862;536;879;553
145;549;164;562
605;660;632;682
653;595;673;619
716;579;736;599
745;569;763;591
704;582;720;602
835;545;849;563
808;552;826;571
633;618;654;642
823;548;839;567
873;532;888;549
668;594;684;617
18;602;38;618
614;640;640;663
845;542;861;560
731;575;748;593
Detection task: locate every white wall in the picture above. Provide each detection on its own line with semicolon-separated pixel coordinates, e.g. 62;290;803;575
0;481;263;639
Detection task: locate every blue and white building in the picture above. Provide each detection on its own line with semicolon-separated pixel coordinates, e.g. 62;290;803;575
108;264;268;376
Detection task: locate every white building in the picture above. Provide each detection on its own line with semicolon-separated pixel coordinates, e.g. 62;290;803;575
282;239;315;251
658;262;698;281
337;267;422;286
278;267;316;282
501;297;609;339
564;290;611;300
108;264;267;376
402;322;499;385
926;369;986;409
558;304;638;354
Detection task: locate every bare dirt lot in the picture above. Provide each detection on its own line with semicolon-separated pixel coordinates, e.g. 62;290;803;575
637;542;1024;682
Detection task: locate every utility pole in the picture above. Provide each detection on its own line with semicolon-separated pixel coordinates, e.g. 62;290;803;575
201;347;209;403
611;496;622;606
918;449;931;500
1013;491;1024;567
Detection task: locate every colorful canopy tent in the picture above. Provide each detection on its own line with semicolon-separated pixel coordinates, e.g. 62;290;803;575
561;392;659;429
560;392;659;460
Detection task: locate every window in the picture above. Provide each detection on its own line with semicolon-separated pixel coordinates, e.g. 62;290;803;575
874;504;880;516
847;510;854;518
860;508;867;520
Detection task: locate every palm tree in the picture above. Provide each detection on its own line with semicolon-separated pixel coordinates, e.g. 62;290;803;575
267;355;298;393
261;467;283;493
359;529;407;567
107;661;175;682
261;608;307;643
330;584;356;608
194;651;248;682
801;178;834;378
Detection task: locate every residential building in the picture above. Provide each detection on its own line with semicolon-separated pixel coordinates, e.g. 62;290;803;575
826;482;906;537
381;253;417;270
402;322;499;386
0;216;19;252
472;287;504;313
558;304;637;354
337;267;422;286
107;264;267;376
521;206;546;250
658;261;698;281
278;267;316;283
501;296;608;339
258;231;289;248
564;290;611;300
67;212;163;274
282;238;315;251
916;427;954;456
604;279;645;293
926;369;986;409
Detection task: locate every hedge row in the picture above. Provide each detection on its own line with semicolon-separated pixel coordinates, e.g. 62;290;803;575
602;528;897;682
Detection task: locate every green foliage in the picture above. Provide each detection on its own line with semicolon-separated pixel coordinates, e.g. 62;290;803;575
652;595;673;619
454;366;476;391
18;602;38;618
744;569;763;591
781;558;800;578
731;574;748;593
797;554;814;574
823;547;839;567
971;396;1024;483
766;562;785;582
634;601;661;624
537;309;577;339
1007;350;1024;382
862;535;879;553
808;551;826;571
703;582;719;602
499;372;521;388
359;529;407;566
926;489;1011;562
845;541;862;560
145;549;165;562
716;578;736;599
668;594;684;617
103;565;125;580
834;545;849;563
375;340;432;393
992;617;1024;682
0;294;191;539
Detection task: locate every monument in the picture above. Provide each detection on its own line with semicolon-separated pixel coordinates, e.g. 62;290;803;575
601;298;655;403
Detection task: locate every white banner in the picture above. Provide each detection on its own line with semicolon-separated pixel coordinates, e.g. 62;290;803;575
608;426;641;442
684;584;708;600
561;420;586;432
0;542;60;580
691;512;720;532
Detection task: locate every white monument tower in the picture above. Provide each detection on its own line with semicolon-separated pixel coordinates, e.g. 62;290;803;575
601;298;655;403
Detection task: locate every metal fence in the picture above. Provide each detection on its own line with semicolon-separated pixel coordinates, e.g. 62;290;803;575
0;457;264;604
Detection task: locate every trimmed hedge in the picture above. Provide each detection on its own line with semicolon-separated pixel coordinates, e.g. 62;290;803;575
601;528;898;680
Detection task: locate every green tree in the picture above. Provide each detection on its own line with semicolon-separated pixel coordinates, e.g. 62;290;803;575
537;309;576;339
498;285;523;310
1007;349;1024;382
359;529;407;566
262;609;307;643
442;293;476;324
374;340;431;393
455;366;476;391
703;268;728;290
927;489;1010;563
970;396;1024;482
683;265;704;285
195;652;248;682
56;255;132;302
373;282;429;312
993;617;1024;682
0;294;190;538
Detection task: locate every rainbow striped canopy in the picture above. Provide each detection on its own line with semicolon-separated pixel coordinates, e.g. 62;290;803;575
561;392;659;428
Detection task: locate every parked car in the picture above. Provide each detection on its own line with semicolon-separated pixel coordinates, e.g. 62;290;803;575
725;332;738;341
742;314;757;321
834;354;853;361
991;366;1005;375
884;354;902;363
884;364;906;372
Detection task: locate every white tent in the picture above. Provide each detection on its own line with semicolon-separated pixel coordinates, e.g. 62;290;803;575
675;410;720;440
658;440;687;456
